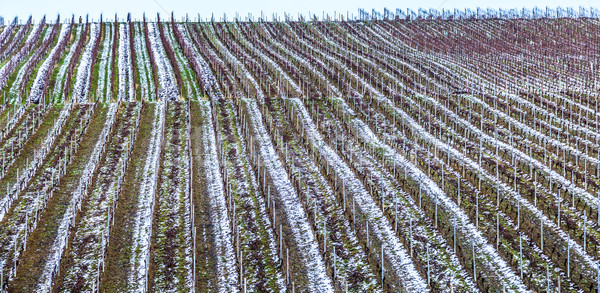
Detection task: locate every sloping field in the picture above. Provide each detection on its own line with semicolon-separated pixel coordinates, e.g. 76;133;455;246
1;9;600;292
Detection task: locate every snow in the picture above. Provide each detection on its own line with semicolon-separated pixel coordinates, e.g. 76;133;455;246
28;24;70;103
290;98;429;292
244;98;334;292
36;103;118;292
0;104;73;221
147;23;178;100
128;101;165;292
423;95;600;228
52;26;83;102
118;23;135;101
0;19;46;90
133;23;155;100
198;100;239;292
72;23;101;102
96;23;113;102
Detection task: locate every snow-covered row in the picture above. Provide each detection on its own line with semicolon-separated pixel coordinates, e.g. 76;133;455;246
133;23;154;100
0;20;16;45
72;23;101;102
174;24;220;98
36;103;118;292
197;100;239;292
163;24;200;97
118;23;134;101
147;23;178;100
7;26;53;102
289;98;429;292
243;98;334;292
95;23;113;102
128;101;165;292
0;19;46;90
28;24;71;103
52;26;83;102
150;102;193;291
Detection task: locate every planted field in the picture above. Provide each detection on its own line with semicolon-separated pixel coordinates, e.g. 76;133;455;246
0;8;600;292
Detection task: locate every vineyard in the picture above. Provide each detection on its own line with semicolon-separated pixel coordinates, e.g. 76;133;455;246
0;7;600;292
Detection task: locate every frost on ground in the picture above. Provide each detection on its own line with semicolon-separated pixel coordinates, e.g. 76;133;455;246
118;23;135;101
147;23;178;100
28;24;70;103
72;23;101;102
243;98;334;292
128;101;165;292
36;103;118;292
197;100;239;292
289;98;429;292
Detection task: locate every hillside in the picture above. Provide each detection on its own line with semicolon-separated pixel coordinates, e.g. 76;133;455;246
0;10;599;292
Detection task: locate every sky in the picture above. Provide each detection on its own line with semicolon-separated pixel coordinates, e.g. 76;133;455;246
0;0;599;23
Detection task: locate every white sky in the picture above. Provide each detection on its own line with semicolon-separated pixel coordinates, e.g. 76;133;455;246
0;0;599;22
